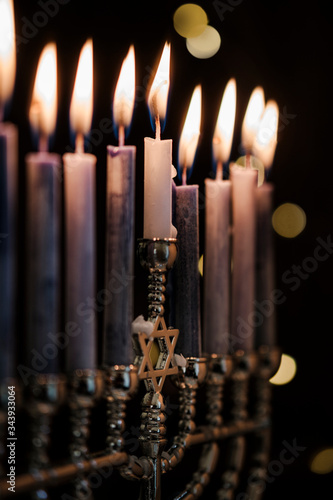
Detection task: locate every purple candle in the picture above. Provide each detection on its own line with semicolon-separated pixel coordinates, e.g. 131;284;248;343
25;153;61;374
103;146;135;366
255;182;276;347
24;43;61;375
0;122;18;380
174;185;201;358
230;164;257;353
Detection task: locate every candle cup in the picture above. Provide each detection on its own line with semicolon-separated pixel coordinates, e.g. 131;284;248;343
67;369;103;500
26;373;66;500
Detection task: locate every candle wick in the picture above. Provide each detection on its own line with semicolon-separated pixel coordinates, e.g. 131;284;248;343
246;152;251;169
75;133;84;154
182;166;187;186
39;134;48;153
155;115;161;141
118;125;125;147
0;105;4;123
216;161;223;181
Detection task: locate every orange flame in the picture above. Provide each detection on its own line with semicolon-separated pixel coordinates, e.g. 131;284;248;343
29;43;57;143
178;85;201;175
253;100;279;168
241;86;265;152
70;39;93;140
0;0;16;113
213;78;236;164
147;43;170;126
113;45;135;129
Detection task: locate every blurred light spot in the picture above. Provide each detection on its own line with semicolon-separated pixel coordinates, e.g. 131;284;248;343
310;448;333;474
272;203;306;238
173;4;208;38
269;353;297;385
186;26;221;59
234;155;265;186
149;340;160;368
198;254;204;276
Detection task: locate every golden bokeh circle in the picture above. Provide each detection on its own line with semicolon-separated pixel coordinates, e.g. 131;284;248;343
173;4;208;38
272;203;306;238
186;25;221;59
269;353;297;385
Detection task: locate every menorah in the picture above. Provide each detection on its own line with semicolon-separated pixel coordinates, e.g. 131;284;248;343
0;238;280;500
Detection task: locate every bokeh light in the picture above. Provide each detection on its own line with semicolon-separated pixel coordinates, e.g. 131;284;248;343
173;4;208;38
272;203;307;238
269;353;297;385
310;448;333;474
186;26;221;59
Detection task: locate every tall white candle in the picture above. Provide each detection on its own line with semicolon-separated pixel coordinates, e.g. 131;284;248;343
25;43;61;374
203;79;236;355
64;39;97;372
144;42;175;240
103;46;136;366
230;164;257;353
0;0;17;381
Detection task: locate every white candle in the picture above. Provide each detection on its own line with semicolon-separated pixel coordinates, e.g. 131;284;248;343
230;164;257;353
25;43;62;374
144;42;175;239
63;39;97;372
0;0;17;380
203;79;236;355
103;46;136;366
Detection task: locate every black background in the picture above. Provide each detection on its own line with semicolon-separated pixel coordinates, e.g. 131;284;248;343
6;0;333;498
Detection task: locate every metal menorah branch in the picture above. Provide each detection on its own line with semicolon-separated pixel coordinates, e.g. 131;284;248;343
0;238;281;500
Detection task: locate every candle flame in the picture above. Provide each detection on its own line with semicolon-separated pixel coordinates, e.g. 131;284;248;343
241;86;265;152
253;99;279;169
29;43;57;140
0;0;16;113
213;78;236;163
178;85;201;172
70;39;93;137
147;42;170;125
113;45;135;129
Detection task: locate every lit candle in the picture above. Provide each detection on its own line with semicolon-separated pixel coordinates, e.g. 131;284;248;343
254;101;278;347
0;0;17;381
144;42;176;239
174;85;202;358
25;43;61;374
63;39;97;372
204;78;236;355
103;46;136;366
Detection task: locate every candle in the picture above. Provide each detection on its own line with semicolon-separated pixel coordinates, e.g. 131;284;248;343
103;46;136;366
25;43;61;374
230;164;257;353
254;103;278;347
144;42;176;239
203;78;236;355
174;85;202;358
0;0;17;381
63;39;97;372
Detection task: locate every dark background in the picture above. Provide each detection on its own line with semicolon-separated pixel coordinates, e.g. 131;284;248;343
7;0;333;498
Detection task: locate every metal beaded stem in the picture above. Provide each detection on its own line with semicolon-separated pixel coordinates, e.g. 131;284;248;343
216;351;257;500
27;374;66;500
245;346;281;500
136;238;178;500
68;370;102;500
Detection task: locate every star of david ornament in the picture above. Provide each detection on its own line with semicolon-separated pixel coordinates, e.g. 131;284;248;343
133;316;179;393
